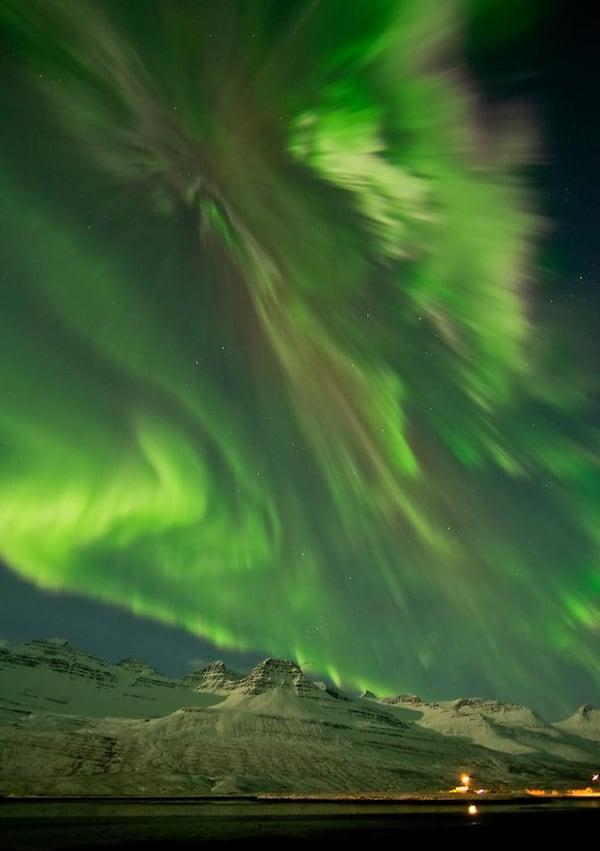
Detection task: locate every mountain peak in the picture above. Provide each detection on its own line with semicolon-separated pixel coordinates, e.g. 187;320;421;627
237;658;316;696
577;704;595;718
184;660;242;693
2;638;600;798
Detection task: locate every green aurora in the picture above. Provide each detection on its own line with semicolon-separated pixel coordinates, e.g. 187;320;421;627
0;0;598;713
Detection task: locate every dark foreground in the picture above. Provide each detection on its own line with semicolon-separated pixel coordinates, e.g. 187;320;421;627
1;796;599;848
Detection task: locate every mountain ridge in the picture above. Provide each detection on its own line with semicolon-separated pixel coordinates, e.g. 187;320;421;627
1;638;598;797
0;637;597;724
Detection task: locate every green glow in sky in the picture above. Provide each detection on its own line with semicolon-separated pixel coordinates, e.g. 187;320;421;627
0;0;598;715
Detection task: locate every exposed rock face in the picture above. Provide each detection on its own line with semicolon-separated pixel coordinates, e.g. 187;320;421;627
578;704;597;721
0;639;118;689
235;658;318;697
381;694;424;707
184;661;242;694
117;658;180;691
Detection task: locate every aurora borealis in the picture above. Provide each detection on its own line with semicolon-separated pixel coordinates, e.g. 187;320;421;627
0;0;598;718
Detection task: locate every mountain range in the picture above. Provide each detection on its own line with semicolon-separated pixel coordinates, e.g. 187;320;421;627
1;638;598;797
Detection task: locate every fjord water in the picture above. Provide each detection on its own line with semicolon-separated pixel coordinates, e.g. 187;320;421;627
1;797;599;848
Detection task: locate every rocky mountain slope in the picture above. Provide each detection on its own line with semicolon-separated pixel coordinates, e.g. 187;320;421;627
0;638;220;720
0;639;598;797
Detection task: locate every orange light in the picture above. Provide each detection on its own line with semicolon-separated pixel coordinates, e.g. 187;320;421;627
567;788;600;797
468;805;478;815
461;774;471;786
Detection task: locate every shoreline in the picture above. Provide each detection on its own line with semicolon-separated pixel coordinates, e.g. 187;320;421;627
2;790;599;805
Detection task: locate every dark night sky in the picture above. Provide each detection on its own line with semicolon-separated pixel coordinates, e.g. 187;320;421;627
0;1;598;719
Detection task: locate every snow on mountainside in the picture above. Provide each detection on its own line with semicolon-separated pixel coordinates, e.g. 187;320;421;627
0;638;221;720
208;659;347;721
0;639;598;797
376;693;591;760
554;705;600;741
183;660;242;694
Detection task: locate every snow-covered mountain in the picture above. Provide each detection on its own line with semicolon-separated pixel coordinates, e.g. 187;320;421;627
183;659;242;694
377;694;586;760
0;639;598;797
0;638;220;720
554;704;600;742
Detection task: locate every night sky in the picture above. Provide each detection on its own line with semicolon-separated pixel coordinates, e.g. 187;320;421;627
0;0;598;720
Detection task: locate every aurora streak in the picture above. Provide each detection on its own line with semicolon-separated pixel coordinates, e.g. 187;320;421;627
0;0;598;716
